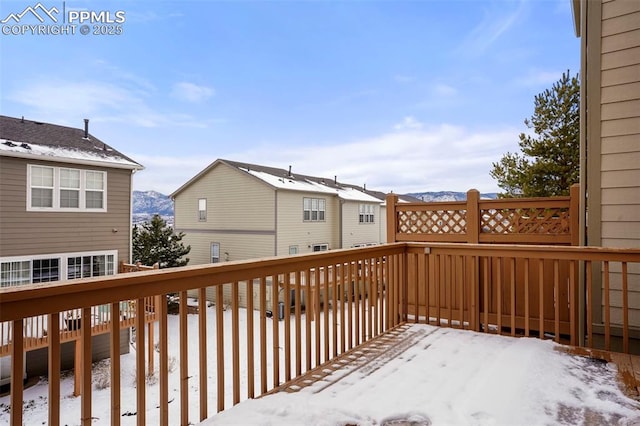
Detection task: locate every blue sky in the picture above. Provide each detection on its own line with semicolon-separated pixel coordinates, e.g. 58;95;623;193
0;0;580;194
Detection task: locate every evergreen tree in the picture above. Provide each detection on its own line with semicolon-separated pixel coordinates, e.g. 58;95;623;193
132;215;190;268
490;71;580;197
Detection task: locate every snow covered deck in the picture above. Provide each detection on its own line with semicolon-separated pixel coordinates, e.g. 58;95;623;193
209;323;640;425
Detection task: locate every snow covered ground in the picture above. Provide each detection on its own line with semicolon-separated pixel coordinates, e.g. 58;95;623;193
1;305;639;425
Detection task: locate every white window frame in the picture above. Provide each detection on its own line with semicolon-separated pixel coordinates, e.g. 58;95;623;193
0;250;117;288
303;197;326;222
27;164;107;212
359;203;375;224
211;242;220;263
198;198;207;221
289;245;299;255
312;243;329;252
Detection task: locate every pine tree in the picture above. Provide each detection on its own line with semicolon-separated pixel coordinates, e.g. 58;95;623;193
490;71;580;197
132;215;190;268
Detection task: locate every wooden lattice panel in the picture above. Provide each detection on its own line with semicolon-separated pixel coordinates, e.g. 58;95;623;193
397;210;467;234
481;207;571;235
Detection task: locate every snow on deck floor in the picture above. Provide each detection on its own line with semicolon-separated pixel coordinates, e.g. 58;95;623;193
207;324;640;426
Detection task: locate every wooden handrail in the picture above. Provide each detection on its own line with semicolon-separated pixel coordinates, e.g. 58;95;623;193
2;240;640;424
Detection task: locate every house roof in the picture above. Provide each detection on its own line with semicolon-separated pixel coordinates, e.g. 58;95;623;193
0;115;143;170
171;158;387;203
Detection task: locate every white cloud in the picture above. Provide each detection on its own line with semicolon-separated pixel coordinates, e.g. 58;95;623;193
457;0;528;55
8;80;209;128
515;69;563;87
134;123;520;195
394;116;424;131
171;82;215;103
433;83;457;97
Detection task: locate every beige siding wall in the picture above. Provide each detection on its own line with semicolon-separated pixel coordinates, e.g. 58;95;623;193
341;201;381;248
174;162;277;263
174;163;275;231
181;231;274;265
0;156;132;263
275;190;339;255
379;205;388;243
596;0;640;326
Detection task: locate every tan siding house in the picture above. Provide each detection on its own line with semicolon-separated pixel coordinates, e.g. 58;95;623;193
171;159;387;307
0;116;143;287
573;0;640;327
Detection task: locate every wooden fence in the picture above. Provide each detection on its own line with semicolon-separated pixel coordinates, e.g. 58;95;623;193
386;184;580;245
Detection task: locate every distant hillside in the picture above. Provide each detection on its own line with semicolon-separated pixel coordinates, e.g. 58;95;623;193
406;191;498;202
133;190;174;224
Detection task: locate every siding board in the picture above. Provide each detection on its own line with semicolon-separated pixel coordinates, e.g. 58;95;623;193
600;117;640;137
602;28;640;53
601;152;640;171
601;82;640;103
601;46;640;70
601;99;640;119
602;187;640;204
602;0;640;20
601;134;640;153
602;205;640;222
602;11;640;36
601;169;640;188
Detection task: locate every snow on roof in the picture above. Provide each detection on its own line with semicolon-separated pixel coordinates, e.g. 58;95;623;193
0;139;142;169
246;169;383;203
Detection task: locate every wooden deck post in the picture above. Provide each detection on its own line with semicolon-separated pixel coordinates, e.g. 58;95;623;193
73;338;81;397
466;189;480;244
466;189;480;330
386;193;399;243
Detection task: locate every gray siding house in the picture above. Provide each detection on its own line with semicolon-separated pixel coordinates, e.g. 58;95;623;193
0;115;142;385
0;115;143;287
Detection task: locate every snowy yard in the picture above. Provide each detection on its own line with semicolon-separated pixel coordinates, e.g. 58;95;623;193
1;304;639;425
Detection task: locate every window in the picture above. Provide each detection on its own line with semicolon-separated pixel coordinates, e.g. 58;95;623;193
289;245;298;255
0;261;31;287
30;166;54;208
67;254;115;279
60;168;80;208
1;251;116;288
85;171;105;209
211;243;220;263
28;165;107;211
303;197;326;222
312;244;328;252
32;258;60;283
359;204;375;224
198;198;207;221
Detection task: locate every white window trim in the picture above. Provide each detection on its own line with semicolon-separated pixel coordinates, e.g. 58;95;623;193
359;203;375;224
198;198;207;222
27;164;107;212
303;197;326;222
0;250;117;287
312;243;329;252
211;242;220;263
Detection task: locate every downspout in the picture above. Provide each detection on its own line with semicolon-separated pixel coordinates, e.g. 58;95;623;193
129;169;136;265
577;0;588;347
339;199;344;249
274;189;278;256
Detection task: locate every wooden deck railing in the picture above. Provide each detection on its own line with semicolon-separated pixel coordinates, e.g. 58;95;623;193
387;184;580;245
1;241;639;424
0;245;404;425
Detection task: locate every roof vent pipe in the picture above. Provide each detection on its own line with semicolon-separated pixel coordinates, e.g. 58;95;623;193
83;119;89;139
334;175;337;184
364;183;366;190
288;165;292;177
